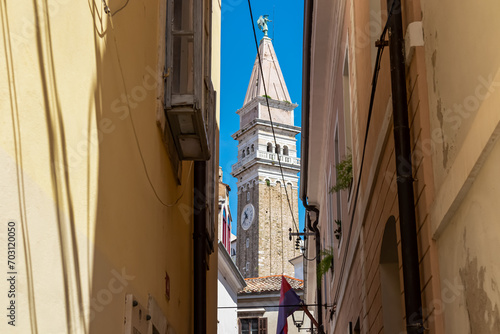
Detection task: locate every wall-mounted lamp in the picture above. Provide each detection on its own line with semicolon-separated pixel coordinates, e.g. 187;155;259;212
292;308;305;329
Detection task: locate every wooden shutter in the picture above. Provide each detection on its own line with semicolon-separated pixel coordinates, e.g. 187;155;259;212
258;317;267;334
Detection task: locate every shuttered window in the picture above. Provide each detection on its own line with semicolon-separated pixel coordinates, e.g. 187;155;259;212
240;318;267;334
258;317;267;334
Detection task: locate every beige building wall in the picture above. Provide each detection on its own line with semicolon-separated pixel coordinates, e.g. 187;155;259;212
304;0;500;333
303;0;441;333
0;0;220;333
436;138;500;333
238;287;306;334
423;0;500;332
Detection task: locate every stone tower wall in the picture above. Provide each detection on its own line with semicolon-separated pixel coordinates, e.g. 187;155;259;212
235;176;260;278
257;181;299;277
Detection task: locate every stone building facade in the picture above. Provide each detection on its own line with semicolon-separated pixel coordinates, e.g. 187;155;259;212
232;37;300;279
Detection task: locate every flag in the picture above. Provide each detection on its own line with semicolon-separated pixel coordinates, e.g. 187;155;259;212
276;275;302;334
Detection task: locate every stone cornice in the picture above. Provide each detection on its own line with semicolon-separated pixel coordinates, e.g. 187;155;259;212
232;118;301;140
236;96;298;116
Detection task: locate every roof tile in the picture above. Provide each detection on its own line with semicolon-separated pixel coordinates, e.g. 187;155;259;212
239;275;303;294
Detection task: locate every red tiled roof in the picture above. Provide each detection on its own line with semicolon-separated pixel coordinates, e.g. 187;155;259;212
240;275;303;294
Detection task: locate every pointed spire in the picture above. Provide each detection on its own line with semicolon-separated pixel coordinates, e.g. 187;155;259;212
243;38;292;105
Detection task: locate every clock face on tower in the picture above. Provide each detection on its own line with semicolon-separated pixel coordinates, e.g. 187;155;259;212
241;203;255;230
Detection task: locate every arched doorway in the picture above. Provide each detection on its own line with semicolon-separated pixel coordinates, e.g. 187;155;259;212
379;216;404;333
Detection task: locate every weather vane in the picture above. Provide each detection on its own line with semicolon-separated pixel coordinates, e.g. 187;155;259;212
257;15;272;37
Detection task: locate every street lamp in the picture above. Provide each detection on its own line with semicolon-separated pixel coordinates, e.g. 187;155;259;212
291;308;305;329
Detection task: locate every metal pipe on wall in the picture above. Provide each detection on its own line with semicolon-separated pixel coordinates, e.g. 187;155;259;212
194;161;207;334
306;207;324;334
386;0;424;332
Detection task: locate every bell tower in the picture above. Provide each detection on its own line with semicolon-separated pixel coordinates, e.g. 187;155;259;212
231;36;301;278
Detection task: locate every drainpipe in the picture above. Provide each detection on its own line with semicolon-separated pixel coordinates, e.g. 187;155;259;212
306;207;324;334
194;161;207;334
300;0;324;333
386;0;424;333
299;0;312;206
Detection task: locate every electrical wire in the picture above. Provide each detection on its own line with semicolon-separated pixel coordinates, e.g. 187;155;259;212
217;303;335;309
303;253;317;261
112;0;130;17
331;1;396;307
103;1;189;208
247;0;300;235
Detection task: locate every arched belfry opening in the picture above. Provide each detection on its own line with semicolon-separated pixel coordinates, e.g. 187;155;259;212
379;216;405;333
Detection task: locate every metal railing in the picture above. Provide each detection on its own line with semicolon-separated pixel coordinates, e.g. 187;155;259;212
232;150;300;174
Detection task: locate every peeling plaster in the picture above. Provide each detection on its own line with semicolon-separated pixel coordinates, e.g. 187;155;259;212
432;49;437;93
436;98;449;168
459;233;500;333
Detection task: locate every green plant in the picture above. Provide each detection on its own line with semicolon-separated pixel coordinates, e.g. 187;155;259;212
283;100;291;104
266;179;271;186
334;220;342;240
262;94;272;99
317;247;334;284
330;153;353;193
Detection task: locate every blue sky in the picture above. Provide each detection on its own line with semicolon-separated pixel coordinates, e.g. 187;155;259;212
219;0;305;235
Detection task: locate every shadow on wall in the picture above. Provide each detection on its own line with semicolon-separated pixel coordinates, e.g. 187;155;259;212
4;0;208;332
89;1;195;333
32;0;88;332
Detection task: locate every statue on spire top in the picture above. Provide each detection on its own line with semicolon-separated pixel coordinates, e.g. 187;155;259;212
257;15;272;37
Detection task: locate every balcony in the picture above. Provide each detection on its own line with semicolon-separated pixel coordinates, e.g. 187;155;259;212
231;150;301;175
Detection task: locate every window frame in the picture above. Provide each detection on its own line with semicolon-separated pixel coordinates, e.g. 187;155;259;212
239;317;267;334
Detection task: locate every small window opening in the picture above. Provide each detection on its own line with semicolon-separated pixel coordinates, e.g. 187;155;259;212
283;146;289;155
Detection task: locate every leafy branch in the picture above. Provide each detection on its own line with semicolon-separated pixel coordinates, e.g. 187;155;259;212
317;247;334;285
330;153;353;193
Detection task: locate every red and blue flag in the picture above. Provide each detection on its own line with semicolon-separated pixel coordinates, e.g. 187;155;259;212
276;275;302;334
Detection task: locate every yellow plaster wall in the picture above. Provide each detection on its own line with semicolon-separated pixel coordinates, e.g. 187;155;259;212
207;0;221;333
0;0;220;333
